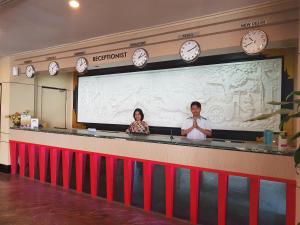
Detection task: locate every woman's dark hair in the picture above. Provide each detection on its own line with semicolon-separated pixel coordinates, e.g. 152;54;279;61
191;101;201;108
133;108;144;121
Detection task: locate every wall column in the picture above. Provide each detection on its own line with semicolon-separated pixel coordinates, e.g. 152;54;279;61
0;57;12;166
0;57;35;167
295;5;300;225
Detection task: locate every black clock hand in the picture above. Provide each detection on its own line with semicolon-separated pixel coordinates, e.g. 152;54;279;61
187;46;197;52
244;42;253;47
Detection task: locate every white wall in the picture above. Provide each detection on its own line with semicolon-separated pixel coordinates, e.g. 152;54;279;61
0;57;11;165
36;72;73;129
0;58;73;165
0;57;36;165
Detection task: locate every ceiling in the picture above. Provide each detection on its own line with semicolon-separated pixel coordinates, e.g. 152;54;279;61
0;0;269;56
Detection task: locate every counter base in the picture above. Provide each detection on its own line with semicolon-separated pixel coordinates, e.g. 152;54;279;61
9;140;296;225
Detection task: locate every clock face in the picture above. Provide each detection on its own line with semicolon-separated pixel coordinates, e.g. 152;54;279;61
48;61;59;76
180;40;201;62
25;65;35;78
241;29;268;55
132;48;149;68
12;66;19;76
76;57;88;73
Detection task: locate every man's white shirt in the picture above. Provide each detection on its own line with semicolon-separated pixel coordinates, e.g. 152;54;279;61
181;116;211;140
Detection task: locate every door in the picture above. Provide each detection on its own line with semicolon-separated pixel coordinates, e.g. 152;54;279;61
0;84;2;129
41;87;67;128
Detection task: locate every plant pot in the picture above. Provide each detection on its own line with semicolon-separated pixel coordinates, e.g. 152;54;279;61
278;136;288;151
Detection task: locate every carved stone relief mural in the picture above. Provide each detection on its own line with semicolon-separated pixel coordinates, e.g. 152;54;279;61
78;58;282;131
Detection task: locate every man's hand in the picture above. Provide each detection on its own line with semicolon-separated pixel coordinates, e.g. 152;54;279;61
196;126;212;136
193;119;198;128
182;119;198;136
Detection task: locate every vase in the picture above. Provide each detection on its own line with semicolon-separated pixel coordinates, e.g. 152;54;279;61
278;136;288;151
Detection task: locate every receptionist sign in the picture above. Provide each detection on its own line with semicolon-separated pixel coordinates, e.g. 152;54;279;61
92;51;127;62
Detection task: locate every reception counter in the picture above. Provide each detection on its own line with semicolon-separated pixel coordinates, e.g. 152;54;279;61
9;127;297;225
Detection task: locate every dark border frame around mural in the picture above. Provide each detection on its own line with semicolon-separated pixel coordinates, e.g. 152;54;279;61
74;52;292;141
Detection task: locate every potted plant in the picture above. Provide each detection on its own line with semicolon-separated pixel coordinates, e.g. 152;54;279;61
278;131;288;151
246;90;300;170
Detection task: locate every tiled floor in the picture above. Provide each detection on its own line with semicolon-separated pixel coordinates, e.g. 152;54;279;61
0;173;187;225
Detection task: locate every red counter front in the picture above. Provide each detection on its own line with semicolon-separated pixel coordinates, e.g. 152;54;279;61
9;128;297;225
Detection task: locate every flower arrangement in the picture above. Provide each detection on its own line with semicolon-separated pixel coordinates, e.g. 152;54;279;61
6;112;21;127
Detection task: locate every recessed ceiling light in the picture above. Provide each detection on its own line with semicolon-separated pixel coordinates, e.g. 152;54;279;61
69;0;80;9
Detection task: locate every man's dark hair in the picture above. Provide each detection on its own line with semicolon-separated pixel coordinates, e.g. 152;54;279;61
191;101;201;108
133;108;144;121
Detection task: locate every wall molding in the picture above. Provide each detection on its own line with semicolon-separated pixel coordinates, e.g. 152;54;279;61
11;0;299;74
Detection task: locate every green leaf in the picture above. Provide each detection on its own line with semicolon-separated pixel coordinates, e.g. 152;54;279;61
288;132;300;143
287;112;300;119
279;112;300;130
279;117;287;130
294;147;300;167
286;90;300;100
268;100;300;106
274;108;292;114
245;109;292;122
267;101;293;105
245;113;275;121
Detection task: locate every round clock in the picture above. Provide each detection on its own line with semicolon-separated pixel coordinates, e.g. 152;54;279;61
48;61;59;76
25;65;35;78
12;66;19;76
132;48;149;68
241;29;268;55
180;40;201;63
76;57;88;74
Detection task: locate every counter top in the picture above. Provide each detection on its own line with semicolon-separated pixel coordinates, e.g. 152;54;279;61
10;127;295;156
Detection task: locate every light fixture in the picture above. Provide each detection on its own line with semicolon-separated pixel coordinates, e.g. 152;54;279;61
69;0;80;9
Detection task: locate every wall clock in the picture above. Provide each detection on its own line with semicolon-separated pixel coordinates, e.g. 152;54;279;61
180;40;201;63
76;57;88;74
25;65;35;78
241;29;268;55
48;61;59;76
132;48;149;68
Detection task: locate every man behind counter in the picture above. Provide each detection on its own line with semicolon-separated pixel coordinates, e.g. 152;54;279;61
181;101;212;140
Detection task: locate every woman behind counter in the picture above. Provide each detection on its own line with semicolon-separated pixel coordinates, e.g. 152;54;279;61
126;108;150;135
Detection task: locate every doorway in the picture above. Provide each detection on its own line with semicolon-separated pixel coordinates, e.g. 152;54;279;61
41;86;67;129
0;84;2;129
